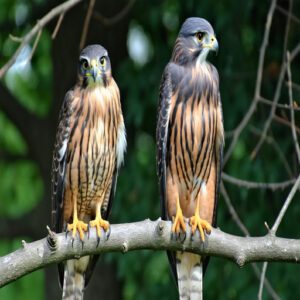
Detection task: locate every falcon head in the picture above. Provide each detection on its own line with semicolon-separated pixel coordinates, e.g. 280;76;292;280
78;44;112;87
172;17;218;65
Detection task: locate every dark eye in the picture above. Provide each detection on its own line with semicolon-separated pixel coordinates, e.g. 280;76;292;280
196;32;205;42
80;59;89;69
99;56;106;66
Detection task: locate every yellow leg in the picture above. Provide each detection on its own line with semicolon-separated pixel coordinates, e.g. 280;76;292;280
171;197;186;234
189;197;211;241
67;203;88;241
90;203;110;239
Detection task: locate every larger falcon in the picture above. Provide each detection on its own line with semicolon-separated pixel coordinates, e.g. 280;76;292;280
156;17;224;299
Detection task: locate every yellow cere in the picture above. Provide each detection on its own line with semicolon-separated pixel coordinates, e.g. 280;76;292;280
90;59;98;68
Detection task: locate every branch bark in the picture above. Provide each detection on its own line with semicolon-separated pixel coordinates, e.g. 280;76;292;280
0;0;83;78
1;219;300;288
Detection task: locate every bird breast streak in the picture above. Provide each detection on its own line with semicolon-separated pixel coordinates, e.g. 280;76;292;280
168;67;218;215
64;86;119;220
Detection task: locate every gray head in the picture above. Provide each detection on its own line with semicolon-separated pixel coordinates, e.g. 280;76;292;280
172;17;218;65
78;44;112;87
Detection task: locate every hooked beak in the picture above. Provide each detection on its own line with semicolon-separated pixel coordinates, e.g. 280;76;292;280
203;35;219;53
90;59;99;82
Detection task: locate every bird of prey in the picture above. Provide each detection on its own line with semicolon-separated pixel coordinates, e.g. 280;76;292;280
156;18;224;299
51;44;126;299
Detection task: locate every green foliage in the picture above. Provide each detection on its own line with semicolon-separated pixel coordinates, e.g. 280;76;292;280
0;111;27;155
5;31;52;117
0;160;43;218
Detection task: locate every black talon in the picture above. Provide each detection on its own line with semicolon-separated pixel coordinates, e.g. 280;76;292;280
171;231;175;240
81;240;84;250
190;232;194;241
71;237;75;248
105;226;111;240
96;236;100;248
87;224;91;239
179;231;186;243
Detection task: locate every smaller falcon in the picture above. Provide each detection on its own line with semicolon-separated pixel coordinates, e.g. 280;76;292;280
51;44;126;299
156;18;224;299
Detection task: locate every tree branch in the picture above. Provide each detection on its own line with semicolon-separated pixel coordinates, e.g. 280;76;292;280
79;0;95;50
1;219;300;288
0;0;83;78
222;172;296;190
92;0;135;26
221;182;280;299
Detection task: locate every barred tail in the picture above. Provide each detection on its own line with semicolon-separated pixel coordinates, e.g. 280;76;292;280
62;257;89;300
176;252;203;300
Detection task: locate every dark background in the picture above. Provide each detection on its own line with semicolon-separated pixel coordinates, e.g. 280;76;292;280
0;0;299;299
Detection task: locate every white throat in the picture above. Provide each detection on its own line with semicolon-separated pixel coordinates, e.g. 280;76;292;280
196;48;209;68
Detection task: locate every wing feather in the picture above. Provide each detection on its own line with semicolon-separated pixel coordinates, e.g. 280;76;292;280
156;64;172;220
212;92;224;227
51;90;74;233
51;90;74;287
156;64;179;283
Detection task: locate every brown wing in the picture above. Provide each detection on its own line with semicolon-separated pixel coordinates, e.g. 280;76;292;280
156;63;180;283
156;63;172;220
51;90;74;286
51;90;74;233
212;92;224;228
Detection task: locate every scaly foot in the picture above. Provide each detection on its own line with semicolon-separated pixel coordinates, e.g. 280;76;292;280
90;215;110;242
171;197;186;240
190;212;211;241
67;216;88;241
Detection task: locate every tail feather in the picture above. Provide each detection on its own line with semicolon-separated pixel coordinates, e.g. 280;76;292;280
62;257;90;300
176;252;203;300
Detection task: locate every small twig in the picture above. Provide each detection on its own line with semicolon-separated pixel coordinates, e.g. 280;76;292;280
224;0;277;165
264;222;271;233
250;59;286;159
257;1;293;295
259;96;300;111
28;29;42;61
289;81;300;92
274;114;300;134
222;172;296;190
221;182;280;299
46;225;57;251
290;43;300;60
93;0;135;26
250;126;293;178
0;0;83;78
276;4;300;25
272;173;300;233
251;1;292;160
79;0;95;50
9;34;23;43
258;262;268;300
221;182;249;236
286;51;300;164
252;263;280;300
257;173;300;299
51;13;65;39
